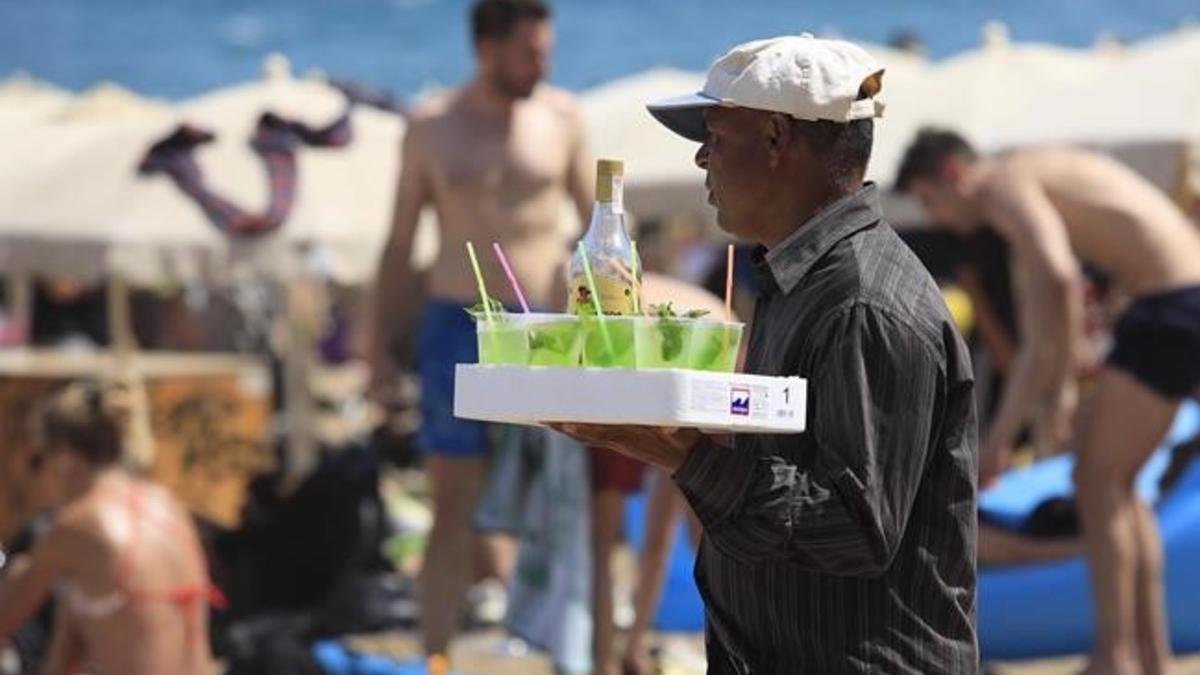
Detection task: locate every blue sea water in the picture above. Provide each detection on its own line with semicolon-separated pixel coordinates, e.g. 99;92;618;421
0;0;1196;100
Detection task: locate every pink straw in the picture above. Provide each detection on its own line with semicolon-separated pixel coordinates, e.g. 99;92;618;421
492;242;531;313
725;243;734;323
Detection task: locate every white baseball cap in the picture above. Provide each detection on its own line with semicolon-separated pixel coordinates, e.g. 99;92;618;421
647;34;886;142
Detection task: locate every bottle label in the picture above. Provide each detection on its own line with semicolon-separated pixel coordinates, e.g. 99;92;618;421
568;274;635;315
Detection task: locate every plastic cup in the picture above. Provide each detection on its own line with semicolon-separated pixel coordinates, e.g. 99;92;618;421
526;315;584;367
687;321;744;372
474;313;584;367
475;317;529;365
581;315;637;369
634;315;695;369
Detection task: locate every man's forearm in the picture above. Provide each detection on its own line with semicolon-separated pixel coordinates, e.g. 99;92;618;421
992;282;1080;445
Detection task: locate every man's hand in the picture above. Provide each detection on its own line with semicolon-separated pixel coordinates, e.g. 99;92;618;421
546;423;702;473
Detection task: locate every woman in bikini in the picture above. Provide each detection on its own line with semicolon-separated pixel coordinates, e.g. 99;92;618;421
0;380;221;675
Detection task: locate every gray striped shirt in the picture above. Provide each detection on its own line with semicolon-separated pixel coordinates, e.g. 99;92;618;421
674;184;979;674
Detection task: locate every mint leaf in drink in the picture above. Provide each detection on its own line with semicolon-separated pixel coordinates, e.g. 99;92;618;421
574;302;601;317
530;328;567;353
659;318;684;361
649;302;677;318
463;297;506;320
649;303;709;320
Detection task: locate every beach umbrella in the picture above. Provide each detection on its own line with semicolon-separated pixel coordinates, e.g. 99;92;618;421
869;23;1106;190
995;27;1200;147
0;55;405;286
0;73;72;127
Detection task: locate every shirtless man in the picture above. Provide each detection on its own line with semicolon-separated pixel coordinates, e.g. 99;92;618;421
369;0;591;659
897;128;1200;675
0;381;218;675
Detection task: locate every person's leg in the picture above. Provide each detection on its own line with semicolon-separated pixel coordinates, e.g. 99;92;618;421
476;533;515;583
464;532;515;628
622;471;681;675
592;488;624;675
413;300;495;656
1073;368;1178;675
419;455;487;657
1132;501;1173;675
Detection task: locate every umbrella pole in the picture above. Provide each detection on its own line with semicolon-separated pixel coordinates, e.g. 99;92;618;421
282;279;319;492
5;272;31;344
1174;142;1195;211
106;274;156;470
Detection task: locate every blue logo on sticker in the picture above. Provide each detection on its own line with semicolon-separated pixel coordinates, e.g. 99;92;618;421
730;387;751;416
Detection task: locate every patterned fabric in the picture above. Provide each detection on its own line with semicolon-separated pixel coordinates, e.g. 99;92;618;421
672;183;979;674
138;111;352;236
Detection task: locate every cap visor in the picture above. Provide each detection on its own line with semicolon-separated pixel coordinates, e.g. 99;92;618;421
646;92;720;143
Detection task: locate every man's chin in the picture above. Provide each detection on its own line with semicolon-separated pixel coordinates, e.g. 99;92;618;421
714;209;740;238
498;80;538;100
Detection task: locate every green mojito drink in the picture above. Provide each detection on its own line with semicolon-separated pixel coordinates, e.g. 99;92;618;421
634;316;694;369
687;321;744;372
582;315;636;368
527;315;584;367
475;319;529;365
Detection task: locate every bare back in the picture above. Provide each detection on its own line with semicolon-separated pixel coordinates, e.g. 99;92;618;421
50;476;214;675
997;148;1200;297
409;85;590;309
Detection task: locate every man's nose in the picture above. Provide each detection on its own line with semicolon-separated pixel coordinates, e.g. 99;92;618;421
694;142;709;170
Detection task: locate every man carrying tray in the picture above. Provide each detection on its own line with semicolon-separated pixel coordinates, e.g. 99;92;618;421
553;35;979;674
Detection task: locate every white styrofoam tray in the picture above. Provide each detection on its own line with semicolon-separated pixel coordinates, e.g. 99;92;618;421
454;365;806;433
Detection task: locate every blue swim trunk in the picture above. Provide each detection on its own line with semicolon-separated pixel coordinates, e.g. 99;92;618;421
416;300;487;457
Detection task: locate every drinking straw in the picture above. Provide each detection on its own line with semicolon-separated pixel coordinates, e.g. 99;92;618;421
723;243;735;360
465;242;493;323
492;242;531;313
576;241;614;353
630;240;647;316
725;243;734;323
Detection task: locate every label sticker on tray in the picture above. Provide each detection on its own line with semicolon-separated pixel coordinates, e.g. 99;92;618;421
689;380;770;420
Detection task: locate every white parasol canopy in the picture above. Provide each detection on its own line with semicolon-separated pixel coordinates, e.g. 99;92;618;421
0;73;73;127
0;56;404;286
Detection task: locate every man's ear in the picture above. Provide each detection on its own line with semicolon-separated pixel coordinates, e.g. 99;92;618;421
765;113;793;169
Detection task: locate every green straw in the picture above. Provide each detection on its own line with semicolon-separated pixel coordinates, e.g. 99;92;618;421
576;241;614;354
465;242;492;323
466;241;503;361
630;240;642;315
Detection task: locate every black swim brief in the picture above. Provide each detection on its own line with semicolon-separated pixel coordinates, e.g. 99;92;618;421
1107;285;1200;399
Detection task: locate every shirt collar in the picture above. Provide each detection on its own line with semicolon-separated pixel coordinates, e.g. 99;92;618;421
762;183;884;295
